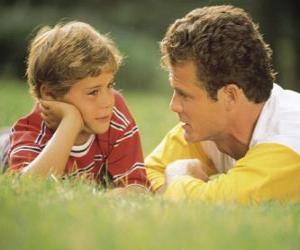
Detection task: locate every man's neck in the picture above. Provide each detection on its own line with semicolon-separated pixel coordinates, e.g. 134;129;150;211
214;136;249;160
214;102;265;160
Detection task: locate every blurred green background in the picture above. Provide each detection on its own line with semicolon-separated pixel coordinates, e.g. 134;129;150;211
0;0;299;91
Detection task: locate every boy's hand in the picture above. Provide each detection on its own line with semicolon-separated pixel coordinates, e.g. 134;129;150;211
165;159;209;185
39;100;84;130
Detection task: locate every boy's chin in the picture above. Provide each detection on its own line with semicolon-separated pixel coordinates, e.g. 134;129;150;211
84;124;110;135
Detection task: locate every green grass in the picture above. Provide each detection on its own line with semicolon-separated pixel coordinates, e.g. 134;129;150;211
1;79;300;250
0;176;300;250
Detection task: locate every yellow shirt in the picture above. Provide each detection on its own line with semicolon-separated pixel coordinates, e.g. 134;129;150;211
145;84;300;202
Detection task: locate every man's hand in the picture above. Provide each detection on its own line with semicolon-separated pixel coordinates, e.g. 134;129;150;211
39;100;84;130
165;159;209;185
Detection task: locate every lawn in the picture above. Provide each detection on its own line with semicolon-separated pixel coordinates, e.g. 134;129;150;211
0;79;299;250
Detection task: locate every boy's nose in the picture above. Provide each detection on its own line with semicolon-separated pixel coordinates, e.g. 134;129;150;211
98;92;114;109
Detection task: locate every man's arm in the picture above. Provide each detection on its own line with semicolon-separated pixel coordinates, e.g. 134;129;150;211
164;143;300;203
145;124;217;192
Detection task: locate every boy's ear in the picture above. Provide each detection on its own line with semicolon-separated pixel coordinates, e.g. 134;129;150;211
39;84;56;100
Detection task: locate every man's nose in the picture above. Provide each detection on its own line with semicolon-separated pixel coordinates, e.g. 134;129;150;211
169;93;183;113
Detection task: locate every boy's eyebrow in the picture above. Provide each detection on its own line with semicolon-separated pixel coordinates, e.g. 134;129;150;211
85;80;115;90
85;84;102;90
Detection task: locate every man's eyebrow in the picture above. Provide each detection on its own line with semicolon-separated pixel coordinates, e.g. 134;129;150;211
174;87;187;94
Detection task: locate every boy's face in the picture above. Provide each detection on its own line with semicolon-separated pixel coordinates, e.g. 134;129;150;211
61;71;115;135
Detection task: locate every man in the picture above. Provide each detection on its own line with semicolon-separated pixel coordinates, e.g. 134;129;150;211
145;5;300;202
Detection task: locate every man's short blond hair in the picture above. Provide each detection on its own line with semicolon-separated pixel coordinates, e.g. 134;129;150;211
26;21;123;98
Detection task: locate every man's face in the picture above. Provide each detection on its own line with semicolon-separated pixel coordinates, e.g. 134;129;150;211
62;71;115;135
169;61;227;143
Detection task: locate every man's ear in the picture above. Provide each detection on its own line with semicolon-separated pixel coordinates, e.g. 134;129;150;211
218;84;240;111
39;84;56;100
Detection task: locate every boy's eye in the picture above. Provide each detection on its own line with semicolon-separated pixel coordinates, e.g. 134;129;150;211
88;90;99;96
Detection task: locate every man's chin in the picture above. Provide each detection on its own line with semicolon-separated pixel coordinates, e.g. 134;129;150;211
183;131;203;143
183;132;196;143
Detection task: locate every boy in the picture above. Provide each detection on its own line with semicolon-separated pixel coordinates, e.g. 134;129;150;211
7;21;149;191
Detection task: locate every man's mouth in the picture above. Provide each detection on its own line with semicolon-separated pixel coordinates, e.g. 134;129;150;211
180;120;188;125
180;121;192;130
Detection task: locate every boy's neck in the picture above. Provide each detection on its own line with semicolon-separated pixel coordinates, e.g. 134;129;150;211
75;131;93;145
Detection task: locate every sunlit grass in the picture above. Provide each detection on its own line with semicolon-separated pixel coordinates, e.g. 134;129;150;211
0;175;299;250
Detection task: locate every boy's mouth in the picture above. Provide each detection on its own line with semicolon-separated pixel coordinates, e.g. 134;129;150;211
96;115;111;121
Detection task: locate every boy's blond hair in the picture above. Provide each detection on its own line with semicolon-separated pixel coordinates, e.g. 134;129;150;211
26;21;123;98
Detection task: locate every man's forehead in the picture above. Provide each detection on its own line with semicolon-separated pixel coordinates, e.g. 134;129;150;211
168;71;180;88
168;64;199;86
168;66;184;81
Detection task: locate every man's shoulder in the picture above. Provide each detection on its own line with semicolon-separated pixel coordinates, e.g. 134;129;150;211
254;134;300;156
241;143;300;168
251;84;300;152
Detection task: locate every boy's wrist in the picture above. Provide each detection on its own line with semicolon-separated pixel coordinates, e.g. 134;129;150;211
62;113;83;131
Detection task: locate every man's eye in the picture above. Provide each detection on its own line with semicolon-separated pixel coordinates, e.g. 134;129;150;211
88;90;99;96
176;90;187;98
